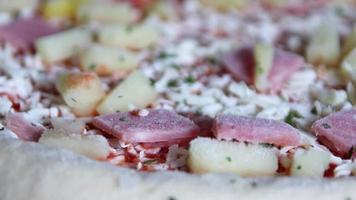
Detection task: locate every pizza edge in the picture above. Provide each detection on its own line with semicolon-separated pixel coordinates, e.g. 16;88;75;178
0;135;355;200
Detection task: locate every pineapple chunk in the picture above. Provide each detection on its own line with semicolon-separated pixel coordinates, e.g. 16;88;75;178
98;24;158;50
150;1;178;21
35;28;92;63
342;25;356;56
0;0;37;12
42;0;87;19
188;137;278;176
77;1;137;24
291;148;331;177
80;45;140;76
39;128;110;160
97;70;158;114
254;43;274;91
199;0;249;11
56;72;105;117
306;22;340;67
341;47;356;82
51;117;86;134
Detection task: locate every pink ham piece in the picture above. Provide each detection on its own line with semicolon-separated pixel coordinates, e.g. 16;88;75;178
268;49;304;92
0;17;58;51
92;109;200;147
184;113;214;137
6;113;45;142
222;46;304;92
263;0;328;16
221;46;255;85
311;109;356;159
213;114;301;147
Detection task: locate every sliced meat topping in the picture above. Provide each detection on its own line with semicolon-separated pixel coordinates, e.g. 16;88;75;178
221;46;255;85
312;108;356;159
222;46;304;92
263;0;328;16
184;113;214;137
0;17;58;51
5;113;45;141
92;109;200;146
213;114;301;147
268;49;304;92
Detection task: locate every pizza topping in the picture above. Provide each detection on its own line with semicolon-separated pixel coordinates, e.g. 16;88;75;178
184;113;214;137
188;137;278;176
39;128;111;160
5;113;45;141
0;17;58;51
290;147;331;177
92;109;200;147
263;0;328;16
268;49;304;92
222;46;304;92
311;108;356;159
213;114;301;147
221;46;255;85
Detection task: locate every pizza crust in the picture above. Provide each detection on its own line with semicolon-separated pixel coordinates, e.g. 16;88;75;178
0;134;355;200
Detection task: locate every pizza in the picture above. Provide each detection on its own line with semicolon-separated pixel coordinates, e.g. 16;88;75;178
0;0;355;199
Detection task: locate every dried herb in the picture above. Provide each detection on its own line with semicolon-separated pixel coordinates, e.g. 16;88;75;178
184;75;196;84
167;79;179;87
285;110;303;127
158;51;176;59
321;123;331;129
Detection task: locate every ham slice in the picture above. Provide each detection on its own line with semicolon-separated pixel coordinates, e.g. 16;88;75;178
263;0;328;16
222;46;304;92
0;17;58;51
311;109;356;159
268;49;304;92
184;113;214;137
92;109;200;146
221;46;255;85
213;114;301;147
6;113;45;141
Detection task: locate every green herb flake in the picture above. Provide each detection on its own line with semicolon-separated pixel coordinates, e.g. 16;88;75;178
297;165;302;170
71;97;77;103
207;56;219;65
256;66;264;75
345;197;352;200
311;106;318;115
142;159;157;165
88;64;97;71
260;143;274;148
226;156;232;162
284;110;303;126
184;75;196;84
125;25;133;33
167;79;179;87
195;108;203;116
158;51;176;59
149;78;156;86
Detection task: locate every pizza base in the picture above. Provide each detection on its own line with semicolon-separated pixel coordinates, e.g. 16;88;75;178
0;135;355;200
